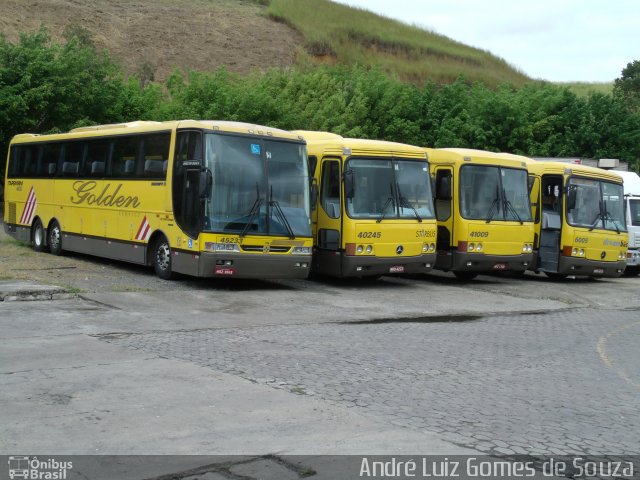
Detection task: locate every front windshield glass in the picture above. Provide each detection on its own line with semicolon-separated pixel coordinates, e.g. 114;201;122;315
566;178;626;232
460;166;501;220
502;168;533;222
630;199;640;227
344;158;434;220
460;165;532;222
204;134;311;237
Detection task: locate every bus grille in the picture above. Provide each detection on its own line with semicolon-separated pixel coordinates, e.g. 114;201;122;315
8;202;16;225
241;245;291;253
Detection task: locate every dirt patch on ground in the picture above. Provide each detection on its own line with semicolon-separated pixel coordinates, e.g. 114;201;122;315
0;0;303;80
0;221;183;292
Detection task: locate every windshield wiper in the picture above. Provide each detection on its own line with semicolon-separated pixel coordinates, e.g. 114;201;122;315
396;182;422;222
485;189;501;224
269;186;295;239
502;190;523;224
376;183;396;223
602;201;620;234
239;183;262;238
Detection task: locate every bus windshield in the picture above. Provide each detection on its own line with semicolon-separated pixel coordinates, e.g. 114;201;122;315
460;166;532;222
344;158;434;220
566;178;626;232
204;134;311;237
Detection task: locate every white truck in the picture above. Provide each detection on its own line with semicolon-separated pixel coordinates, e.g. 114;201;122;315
618;171;640;274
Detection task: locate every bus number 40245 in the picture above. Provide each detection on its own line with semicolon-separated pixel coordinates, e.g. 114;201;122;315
357;232;381;239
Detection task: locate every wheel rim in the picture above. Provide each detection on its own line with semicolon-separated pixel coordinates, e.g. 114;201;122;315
34;225;44;247
50;226;60;250
156;242;171;271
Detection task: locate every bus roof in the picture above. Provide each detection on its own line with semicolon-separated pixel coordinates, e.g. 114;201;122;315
293;130;427;159
426;148;530;168
10;120;304;144
527;160;623;183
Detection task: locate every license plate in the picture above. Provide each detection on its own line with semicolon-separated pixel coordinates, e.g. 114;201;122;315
593;268;604;274
389;265;405;273
214;266;236;276
493;263;507;270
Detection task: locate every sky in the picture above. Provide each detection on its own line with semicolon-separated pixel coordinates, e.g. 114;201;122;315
333;0;639;83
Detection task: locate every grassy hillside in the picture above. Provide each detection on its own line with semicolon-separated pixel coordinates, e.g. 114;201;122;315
267;0;531;87
556;82;613;97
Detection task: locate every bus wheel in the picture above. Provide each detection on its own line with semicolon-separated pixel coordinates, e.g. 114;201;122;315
48;221;63;256
544;271;567;281
153;236;174;280
31;219;47;252
453;271;477;281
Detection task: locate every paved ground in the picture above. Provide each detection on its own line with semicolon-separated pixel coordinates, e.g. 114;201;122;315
2;224;640;478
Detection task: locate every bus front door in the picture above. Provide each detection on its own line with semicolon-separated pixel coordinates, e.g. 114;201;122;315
538;175;563;273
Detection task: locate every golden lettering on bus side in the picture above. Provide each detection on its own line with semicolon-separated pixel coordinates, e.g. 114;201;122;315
70;181;141;209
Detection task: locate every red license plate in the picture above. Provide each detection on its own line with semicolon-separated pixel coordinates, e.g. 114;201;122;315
389;265;405;273
493;263;507;270
593;268;604;274
214;267;236;276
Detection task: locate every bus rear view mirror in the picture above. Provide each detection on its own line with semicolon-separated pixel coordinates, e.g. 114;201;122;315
343;170;355;199
199;169;212;199
310;179;319;210
567;187;577;210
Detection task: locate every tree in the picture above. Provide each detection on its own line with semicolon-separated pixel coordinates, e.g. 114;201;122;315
614;60;640;111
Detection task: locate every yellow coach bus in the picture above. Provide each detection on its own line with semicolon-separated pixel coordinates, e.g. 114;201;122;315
527;161;626;279
428;148;535;280
294;131;437;278
3;120;313;279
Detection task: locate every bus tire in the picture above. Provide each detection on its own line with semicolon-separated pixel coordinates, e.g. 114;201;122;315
31;219;47;252
453;271;477;281
48;220;63;256
153;235;174;280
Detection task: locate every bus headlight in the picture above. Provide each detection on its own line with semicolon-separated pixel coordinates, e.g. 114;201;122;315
572;247;578;256
422;244;429;253
469;243;475;252
292;246;312;255
357;245;364;254
429;243;435;252
366;245;373;254
619;251;626;260
579;249;585;257
475;243;482;252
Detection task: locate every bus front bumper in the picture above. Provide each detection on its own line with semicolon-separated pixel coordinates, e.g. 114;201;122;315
557;256;626;277
340;253;436;277
197;252;312;279
441;252;534;273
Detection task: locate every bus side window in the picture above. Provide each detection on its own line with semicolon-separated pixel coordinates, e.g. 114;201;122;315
39;143;61;177
61;141;86;177
111;136;140;178
142;133;171;179
85;140;109;178
320;160;340;219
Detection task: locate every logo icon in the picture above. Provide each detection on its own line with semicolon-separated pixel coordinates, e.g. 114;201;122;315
396;245;404;255
8;456;29;479
601;251;606;259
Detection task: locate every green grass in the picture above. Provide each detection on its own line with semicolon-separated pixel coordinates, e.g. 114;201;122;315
267;0;530;86
557;81;613;97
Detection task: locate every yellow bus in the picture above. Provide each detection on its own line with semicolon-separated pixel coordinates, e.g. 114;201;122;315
527;161;626;279
295;131;437;278
427;148;535;280
3;120;313;279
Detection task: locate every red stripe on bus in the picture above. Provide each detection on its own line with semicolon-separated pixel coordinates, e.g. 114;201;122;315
20;188;35;224
135;216;148;240
140;223;150;241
